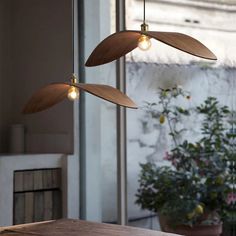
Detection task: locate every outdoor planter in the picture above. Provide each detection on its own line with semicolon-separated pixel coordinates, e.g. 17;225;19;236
159;216;222;236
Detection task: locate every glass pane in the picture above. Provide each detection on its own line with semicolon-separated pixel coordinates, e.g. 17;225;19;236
83;0;117;223
126;0;236;233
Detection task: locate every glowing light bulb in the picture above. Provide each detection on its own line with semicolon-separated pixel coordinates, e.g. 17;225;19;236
138;35;151;51
67;86;79;101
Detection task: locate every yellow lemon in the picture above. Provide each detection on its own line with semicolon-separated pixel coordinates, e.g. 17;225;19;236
162;91;168;97
195;205;204;215
159;114;165;124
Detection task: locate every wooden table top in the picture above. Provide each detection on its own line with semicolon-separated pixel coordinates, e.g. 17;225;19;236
0;219;181;236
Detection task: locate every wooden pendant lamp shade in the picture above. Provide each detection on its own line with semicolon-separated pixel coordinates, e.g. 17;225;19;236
22;0;138;114
85;30;217;67
23;78;137;114
85;0;217;67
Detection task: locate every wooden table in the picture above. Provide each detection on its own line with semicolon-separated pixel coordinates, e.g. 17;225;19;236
0;219;181;236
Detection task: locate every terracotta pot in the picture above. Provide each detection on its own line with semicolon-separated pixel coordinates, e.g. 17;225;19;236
159;216;222;236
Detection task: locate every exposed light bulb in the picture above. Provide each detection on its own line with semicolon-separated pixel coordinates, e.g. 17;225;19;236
138;34;151;51
67;86;79;101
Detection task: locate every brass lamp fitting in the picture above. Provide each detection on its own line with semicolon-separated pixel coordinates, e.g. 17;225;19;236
71;73;77;84
141;23;149;32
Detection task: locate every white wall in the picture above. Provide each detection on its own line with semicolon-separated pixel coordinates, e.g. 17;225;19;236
0;0;74;154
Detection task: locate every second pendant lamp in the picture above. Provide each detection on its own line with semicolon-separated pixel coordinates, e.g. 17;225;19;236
22;0;137;114
85;0;217;67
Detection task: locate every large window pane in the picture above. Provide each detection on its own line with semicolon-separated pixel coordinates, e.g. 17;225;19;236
126;0;236;231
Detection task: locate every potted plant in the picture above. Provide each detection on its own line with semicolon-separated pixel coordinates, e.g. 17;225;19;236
221;111;236;236
136;88;233;236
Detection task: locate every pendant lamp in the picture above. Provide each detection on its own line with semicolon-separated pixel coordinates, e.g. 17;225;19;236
85;0;217;67
22;0;137;114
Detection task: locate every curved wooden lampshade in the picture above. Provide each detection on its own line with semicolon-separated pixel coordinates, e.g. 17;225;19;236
85;30;217;67
23;81;137;114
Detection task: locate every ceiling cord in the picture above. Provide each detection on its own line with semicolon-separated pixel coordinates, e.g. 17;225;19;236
72;0;75;74
143;0;146;24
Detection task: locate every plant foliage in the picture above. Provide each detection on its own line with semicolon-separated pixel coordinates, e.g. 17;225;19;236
136;88;235;227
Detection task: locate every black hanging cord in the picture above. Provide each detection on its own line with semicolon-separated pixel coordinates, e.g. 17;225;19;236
72;0;75;74
143;0;146;24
